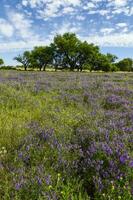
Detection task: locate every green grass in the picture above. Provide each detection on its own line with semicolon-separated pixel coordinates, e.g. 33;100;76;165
0;71;133;199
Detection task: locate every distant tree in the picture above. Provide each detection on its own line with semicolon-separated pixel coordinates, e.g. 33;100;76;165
77;41;100;71
51;33;81;71
0;58;4;66
105;53;118;72
90;53;118;72
14;51;31;71
106;53;118;63
116;58;133;71
51;33;100;71
50;42;67;71
31;46;53;71
93;54;112;72
111;64;119;72
12;32;132;73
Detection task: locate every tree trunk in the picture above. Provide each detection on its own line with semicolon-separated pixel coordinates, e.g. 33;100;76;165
70;65;74;71
55;65;58;71
43;65;46;71
24;66;27;71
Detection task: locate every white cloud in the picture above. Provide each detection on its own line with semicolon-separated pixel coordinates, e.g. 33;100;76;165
1;31;133;53
0;0;132;53
121;27;128;33
88;9;109;16
116;22;127;27
0;39;51;52
99;10;109;16
107;0;128;7
62;7;75;14
116;22;129;33
22;0;42;8
67;0;81;6
91;0;102;2
76;15;86;21
100;28;114;34
81;32;133;47
129;7;133;15
84;2;96;9
21;0;81;19
50;21;81;36
112;7;130;15
22;0;28;6
21;0;132;20
0;18;14;37
7;10;38;40
0;20;81;52
113;0;128;7
22;0;81;8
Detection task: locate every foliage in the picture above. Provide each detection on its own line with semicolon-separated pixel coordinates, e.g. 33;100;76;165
116;58;133;71
31;46;53;71
0;58;4;66
14;51;32;71
106;53;118;63
1;33;133;72
110;64;119;72
95;54;112;72
14;32;130;72
0;66;16;70
51;33;81;71
51;33;100;71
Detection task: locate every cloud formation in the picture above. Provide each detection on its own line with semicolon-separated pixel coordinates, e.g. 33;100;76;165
0;18;14;37
0;0;132;53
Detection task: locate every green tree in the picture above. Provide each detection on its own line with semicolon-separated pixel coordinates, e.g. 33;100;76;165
31;46;53;71
111;63;119;72
93;54;112;72
116;58;133;71
77;41;99;71
50;42;67;71
106;53;118;72
0;58;4;66
14;51;31;71
51;33;81;71
106;53;118;63
51;33;100;71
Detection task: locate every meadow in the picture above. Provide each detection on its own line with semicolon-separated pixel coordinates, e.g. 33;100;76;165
0;70;133;200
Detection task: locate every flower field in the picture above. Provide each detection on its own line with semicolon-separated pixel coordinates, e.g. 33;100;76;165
0;71;133;200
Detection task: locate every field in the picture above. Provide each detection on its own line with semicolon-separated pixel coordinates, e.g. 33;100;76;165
0;71;133;200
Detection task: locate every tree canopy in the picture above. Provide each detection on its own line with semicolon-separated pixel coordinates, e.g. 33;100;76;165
13;32;132;72
116;58;133;72
14;51;31;71
31;46;53;71
0;58;4;66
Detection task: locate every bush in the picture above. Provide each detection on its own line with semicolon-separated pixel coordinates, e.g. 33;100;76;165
111;64;119;72
0;66;16;70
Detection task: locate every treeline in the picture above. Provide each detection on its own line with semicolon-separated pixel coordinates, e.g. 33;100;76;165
0;33;133;72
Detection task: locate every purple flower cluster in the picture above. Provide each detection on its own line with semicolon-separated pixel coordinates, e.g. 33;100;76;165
0;71;133;199
65;127;133;196
104;94;131;110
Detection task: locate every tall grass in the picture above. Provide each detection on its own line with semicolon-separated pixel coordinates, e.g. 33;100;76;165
0;71;133;199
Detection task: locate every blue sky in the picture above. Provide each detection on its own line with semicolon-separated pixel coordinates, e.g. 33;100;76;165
0;0;133;65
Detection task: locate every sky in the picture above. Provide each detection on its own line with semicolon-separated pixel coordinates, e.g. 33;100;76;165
0;0;133;65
